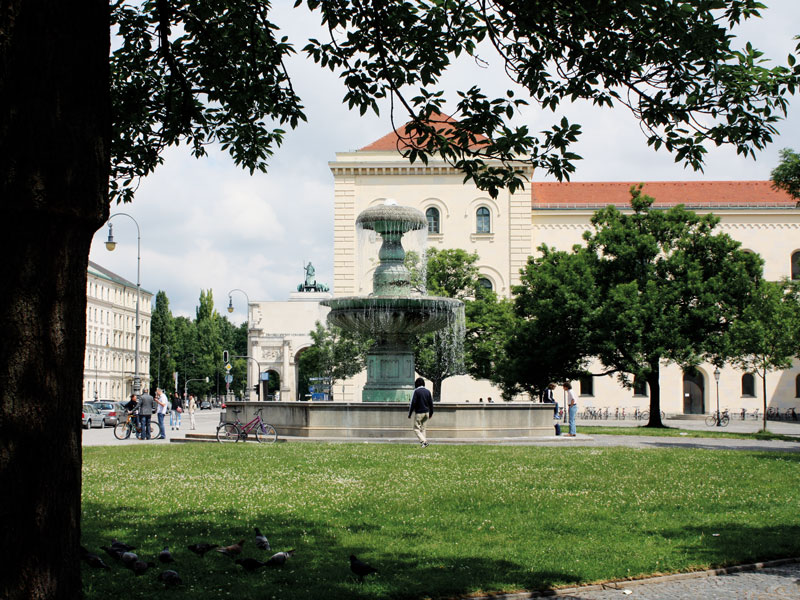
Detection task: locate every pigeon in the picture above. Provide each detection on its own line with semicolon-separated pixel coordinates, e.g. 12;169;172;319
158;546;175;563
130;559;155;576
80;546;110;569
254;527;270;551
265;549;295;566
187;543;218;557
235;557;267;572
216;539;245;557
350;554;378;582
157;570;182;586
110;539;136;551
121;551;138;567
100;545;124;561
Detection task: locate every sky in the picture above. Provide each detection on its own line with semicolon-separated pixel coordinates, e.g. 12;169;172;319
90;2;800;325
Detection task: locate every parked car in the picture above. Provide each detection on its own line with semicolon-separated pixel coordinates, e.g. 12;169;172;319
86;400;123;426
200;400;212;410
82;403;106;429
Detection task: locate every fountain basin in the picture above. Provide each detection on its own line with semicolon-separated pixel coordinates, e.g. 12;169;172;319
224;402;558;439
323;296;463;336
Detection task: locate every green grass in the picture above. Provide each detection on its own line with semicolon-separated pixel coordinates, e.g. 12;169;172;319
579;426;800;442
82;443;800;599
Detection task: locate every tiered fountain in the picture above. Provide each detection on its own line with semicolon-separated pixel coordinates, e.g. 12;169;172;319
322;201;463;402
217;200;554;440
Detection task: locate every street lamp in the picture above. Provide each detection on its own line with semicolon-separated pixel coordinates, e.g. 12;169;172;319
227;289;252;399
105;213;142;395
157;345;171;389
713;366;721;427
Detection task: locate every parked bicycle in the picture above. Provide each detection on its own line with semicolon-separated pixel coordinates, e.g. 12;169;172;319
216;407;277;443
705;410;730;427
113;412;163;440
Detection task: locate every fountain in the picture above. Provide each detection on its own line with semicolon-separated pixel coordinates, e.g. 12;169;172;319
213;201;555;440
321;201;463;402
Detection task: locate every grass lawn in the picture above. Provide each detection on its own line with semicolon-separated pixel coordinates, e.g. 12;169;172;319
82;443;800;599
578;426;800;442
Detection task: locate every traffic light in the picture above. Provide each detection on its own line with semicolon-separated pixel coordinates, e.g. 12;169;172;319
223;350;229;363
254;384;260;398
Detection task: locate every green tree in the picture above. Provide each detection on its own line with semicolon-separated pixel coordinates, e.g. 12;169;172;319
500;188;764;425
412;248;478;401
494;246;599;400
771;148;800;202
463;287;515;385
150;290;177;391
298;322;371;400
194;290;222;398
727;280;800;431
4;2;799;597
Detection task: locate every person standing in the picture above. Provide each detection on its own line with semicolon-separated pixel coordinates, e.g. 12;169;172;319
155;388;169;439
170;392;184;430
563;382;578;436
408;377;434;448
138;389;155;440
187;394;197;430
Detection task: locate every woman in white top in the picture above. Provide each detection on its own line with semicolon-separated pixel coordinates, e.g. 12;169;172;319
563;382;577;436
188;394;197;430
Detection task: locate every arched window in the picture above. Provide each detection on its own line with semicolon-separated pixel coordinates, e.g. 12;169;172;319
741;373;756;397
633;376;648;396
425;207;440;234
579;375;594;396
476;207;491;233
477;277;493;291
792;251;800;280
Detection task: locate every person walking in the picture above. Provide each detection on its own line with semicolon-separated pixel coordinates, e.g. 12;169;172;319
170;392;184;430
138;389;155;440
408;377;434;448
155;387;169;439
563;382;578;436
187;394;197;430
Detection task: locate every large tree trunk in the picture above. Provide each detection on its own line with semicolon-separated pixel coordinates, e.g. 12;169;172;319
645;363;665;428
0;2;109;599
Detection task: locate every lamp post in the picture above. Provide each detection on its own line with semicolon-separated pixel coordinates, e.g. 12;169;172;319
157;345;171;389
227;289;251;399
183;353;196;395
105;213;142;395
713;366;721;427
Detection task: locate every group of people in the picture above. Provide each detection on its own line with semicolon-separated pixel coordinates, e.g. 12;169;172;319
542;382;578;436
122;388;199;440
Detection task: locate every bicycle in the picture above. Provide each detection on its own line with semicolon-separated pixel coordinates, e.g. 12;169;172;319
216;407;277;443
113;412;164;440
705;410;730;427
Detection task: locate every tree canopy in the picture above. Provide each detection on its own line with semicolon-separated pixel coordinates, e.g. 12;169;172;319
770;147;800;202
110;0;800;201
495;188;764;425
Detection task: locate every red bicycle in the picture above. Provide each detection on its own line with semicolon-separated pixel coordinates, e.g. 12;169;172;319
216;407;277;443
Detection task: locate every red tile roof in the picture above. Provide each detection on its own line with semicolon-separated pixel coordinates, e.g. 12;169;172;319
360;114;488;151
531;181;796;209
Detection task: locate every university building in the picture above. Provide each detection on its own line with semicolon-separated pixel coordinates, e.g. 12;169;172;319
248;127;800;415
83;261;152;402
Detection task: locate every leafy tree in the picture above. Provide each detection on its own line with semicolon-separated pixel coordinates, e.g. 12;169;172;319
463;287;515;385
4;2;799;597
150;290;177;391
194;290;222;397
499;188;764;425
771;148;800;202
727;280;800;431
412;248;479;401
493;245;599;399
298;322;371;400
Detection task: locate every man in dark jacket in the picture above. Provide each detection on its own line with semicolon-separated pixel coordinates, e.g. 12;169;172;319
138;389;155;440
408;377;434;448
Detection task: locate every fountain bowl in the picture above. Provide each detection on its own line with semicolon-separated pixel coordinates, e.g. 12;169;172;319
323;295;463;337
